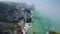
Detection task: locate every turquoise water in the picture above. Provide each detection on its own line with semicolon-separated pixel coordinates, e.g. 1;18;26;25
28;8;60;34
27;9;51;34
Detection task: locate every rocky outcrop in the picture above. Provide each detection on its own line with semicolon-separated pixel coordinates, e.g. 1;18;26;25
0;2;32;34
0;2;32;23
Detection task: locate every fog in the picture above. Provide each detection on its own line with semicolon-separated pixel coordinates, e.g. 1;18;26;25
0;0;60;32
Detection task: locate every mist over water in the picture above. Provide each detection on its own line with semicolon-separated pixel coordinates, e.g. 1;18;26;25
31;0;60;32
0;0;60;32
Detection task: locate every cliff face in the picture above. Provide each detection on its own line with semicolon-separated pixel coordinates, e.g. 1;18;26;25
0;2;32;34
0;2;32;23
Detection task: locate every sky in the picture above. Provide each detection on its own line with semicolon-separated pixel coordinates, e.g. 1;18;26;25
0;0;60;32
